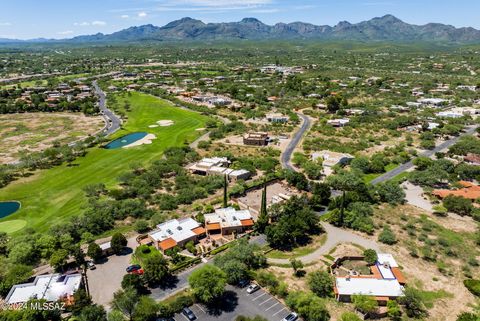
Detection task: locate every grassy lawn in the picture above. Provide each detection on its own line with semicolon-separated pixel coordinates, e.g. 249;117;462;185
0;92;209;234
363;163;398;183
266;234;327;260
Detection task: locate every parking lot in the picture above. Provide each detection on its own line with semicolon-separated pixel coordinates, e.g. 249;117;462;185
174;284;293;321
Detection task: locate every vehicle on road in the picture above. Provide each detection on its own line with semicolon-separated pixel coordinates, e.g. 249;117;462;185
181;307;197;321
246;283;260;294
86;261;96;270
126;264;141;273
156;317;176;321
282;312;298;321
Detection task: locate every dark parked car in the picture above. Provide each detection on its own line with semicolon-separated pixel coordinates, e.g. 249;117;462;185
238;279;250;287
182;307;196;321
126;264;141;273
156;318;175;321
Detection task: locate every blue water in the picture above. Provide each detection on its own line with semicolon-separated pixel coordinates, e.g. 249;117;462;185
0;201;20;219
104;132;148;149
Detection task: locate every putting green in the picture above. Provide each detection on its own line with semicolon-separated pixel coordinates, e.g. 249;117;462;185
0;92;209;234
0;220;27;233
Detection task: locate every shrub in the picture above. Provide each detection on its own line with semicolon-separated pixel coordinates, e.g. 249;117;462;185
363;249;377;265
134;219;150;233
463;279;480;297
378;226;397;245
308;270;334;297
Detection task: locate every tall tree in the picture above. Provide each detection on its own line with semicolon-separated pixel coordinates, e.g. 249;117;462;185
188;265;227;304
256;184;269;232
223;174;228;208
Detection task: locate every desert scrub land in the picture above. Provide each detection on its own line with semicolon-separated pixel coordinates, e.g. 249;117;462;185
0;112;104;163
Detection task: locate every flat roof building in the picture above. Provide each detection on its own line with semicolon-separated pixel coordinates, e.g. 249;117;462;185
204;207;254;235
6;274;82;305
243;132;268;146
149;218;206;252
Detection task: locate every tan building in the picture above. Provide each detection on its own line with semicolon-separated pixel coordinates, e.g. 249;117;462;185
204;207;254;235
243;132;268;146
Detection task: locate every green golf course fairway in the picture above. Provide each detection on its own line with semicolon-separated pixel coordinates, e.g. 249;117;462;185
0;92;209;234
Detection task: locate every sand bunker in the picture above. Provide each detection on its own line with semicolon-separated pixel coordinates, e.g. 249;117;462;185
123;133;157;148
196;128;206;131
156;120;174;127
148;125;159;128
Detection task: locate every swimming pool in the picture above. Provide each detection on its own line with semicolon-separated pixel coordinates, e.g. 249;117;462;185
0;201;21;219
104;132;148;149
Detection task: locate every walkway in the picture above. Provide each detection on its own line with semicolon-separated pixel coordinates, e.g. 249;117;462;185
267;222;380;265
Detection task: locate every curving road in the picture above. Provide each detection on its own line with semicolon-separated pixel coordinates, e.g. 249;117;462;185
280;113;311;170
92;81;121;136
371;124;479;185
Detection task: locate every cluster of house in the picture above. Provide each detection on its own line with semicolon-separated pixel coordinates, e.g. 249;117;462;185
259;65;304;75
146;207;255;252
15;83;93;108
333;253;406;305
187;157;251;182
436;107;480;119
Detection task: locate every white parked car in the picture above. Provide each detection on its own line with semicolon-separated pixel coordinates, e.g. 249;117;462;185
246;283;260;294
282;312;298;321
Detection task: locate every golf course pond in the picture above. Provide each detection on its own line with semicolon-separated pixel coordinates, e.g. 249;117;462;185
104;132;148;149
0;201;21;219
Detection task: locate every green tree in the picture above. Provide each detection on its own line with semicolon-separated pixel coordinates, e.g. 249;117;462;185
143;253;169;286
352;294;377;314
111;233;128;255
134;219;150;233
49;249;69;271
456;312;480;321
256;184;269;233
387;300;402;321
111;288;139;321
398;287;428;318
443;195;474;216
340;312;362;321
290;258;304;277
223;174;228;208
71;289;92;316
87;242;103;262
133;296;159;321
78;304;107;321
374;182;405;205
363;249;377;265
188;265;227;304
308;270;334;297
121;273;146;294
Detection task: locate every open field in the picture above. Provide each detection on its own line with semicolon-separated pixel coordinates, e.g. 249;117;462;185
0;92;209;234
0;112;104;163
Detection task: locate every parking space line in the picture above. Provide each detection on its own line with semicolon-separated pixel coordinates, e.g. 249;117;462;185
252;292;266;301
195;304;206;314
180;314;190;321
272;307;286;316
259;297;273;306
265;302;279;311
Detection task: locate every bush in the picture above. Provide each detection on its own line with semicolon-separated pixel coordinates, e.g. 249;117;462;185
134;219;150;233
308;270;334;297
111;233;128;254
363;249;377;265
340;312;362;321
463;279;480;297
378;226;397;245
443;195;474;216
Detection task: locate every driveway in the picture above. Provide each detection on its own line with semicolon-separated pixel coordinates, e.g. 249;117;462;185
174;285;292;321
87;236;138;307
267;222;380;265
280;113;311;170
402;181;433;212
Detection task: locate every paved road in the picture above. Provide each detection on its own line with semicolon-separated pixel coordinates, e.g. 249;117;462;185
267;222;380;265
371;125;479;185
0;72;63;84
280;113;311;170
174;285;292;321
92;81;121;136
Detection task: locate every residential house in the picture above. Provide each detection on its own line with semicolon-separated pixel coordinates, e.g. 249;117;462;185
327;118;350;127
204;207;254;235
148;218;206;253
6;274;82;305
312;150;354;168
334;253;406;305
243;132;269;146
464;153;480;166
266;113;289;123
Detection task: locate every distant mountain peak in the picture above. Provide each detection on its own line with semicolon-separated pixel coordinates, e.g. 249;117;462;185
2;15;480;44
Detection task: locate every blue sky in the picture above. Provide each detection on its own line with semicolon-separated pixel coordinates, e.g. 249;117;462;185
1;0;480;39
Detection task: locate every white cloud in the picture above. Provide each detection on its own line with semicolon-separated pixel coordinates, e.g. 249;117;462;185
0;22;11;26
58;30;74;35
74;21;90;26
121;14;129;19
138;11;148;18
177;0;272;6
92;20;107;26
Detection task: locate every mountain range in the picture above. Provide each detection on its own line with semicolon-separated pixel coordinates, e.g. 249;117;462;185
3;15;480;44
